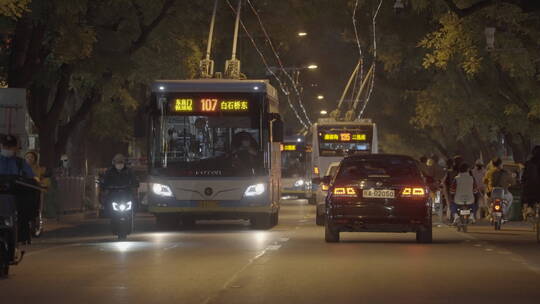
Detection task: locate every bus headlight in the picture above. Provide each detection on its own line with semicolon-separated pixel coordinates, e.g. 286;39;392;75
112;201;132;212
152;183;173;197
294;179;305;187
244;183;266;197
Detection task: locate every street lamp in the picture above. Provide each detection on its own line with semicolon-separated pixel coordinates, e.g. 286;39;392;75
307;64;318;70
317;95;324;100
320;110;328;115
297;31;307;37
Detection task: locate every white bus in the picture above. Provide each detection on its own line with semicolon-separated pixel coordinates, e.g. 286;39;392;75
280;136;315;203
148;79;283;230
311;118;378;204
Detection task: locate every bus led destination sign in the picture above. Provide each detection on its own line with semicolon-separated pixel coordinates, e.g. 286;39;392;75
322;133;367;142
171;98;249;114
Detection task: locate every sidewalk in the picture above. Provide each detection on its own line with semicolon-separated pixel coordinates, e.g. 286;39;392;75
43;211;99;232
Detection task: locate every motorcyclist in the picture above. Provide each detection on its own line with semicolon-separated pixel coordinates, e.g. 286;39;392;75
521;146;540;220
0;135;38;245
101;154;139;213
484;157;514;219
450;163;478;224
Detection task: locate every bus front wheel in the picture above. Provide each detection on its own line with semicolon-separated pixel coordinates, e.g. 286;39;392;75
156;214;178;231
251;214;273;230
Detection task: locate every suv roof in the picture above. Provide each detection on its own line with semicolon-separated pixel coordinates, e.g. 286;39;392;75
342;154;416;162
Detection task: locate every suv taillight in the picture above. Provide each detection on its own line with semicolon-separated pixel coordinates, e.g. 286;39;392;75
401;187;426;198
332;187;357;197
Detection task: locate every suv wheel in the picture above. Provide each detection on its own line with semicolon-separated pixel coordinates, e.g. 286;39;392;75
316;212;325;226
325;222;340;242
416;225;433;244
271;212;279;226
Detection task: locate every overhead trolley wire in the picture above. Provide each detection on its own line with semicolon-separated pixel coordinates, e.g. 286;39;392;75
357;0;383;120
246;0;312;126
224;0;309;129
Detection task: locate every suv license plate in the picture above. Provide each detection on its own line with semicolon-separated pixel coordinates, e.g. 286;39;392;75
493;212;502;216
460;209;471;215
363;189;395;199
198;201;219;208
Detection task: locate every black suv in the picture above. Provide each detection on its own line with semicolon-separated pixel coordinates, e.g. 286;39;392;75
319;154;432;243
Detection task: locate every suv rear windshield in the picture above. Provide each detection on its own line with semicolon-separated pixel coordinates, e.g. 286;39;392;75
336;157;420;181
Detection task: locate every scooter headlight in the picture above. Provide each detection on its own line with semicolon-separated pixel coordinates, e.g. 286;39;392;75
2;217;13;227
112;201;132;212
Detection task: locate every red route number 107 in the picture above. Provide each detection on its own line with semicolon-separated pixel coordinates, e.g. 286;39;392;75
201;98;218;112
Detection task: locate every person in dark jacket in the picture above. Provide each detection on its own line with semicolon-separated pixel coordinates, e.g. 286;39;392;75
522;146;540;220
101;154;139;213
0;135;38;245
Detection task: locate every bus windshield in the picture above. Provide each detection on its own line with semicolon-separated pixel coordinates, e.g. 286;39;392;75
151;115;264;177
282;150;306;178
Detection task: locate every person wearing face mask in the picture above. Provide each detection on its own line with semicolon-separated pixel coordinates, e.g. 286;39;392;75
0;135;35;178
100;154;139;214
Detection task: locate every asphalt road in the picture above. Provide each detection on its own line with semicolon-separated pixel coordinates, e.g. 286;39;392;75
2;199;540;304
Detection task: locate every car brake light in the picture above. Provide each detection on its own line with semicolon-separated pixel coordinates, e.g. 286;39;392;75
321;184;329;191
333;187;357;197
494;204;501;211
402;187;426;197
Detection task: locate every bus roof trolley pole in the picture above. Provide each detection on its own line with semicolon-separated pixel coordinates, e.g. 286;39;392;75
199;0;219;78
225;0;243;79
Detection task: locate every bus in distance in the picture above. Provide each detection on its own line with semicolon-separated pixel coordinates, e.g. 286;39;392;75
148;79;283;230
311;118;378;179
280;136;314;204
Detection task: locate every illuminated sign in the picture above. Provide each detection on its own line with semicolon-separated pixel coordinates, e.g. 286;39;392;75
170;97;250;114
322;133;367;142
352;134;367;141
283;145;297;151
324;134;339;141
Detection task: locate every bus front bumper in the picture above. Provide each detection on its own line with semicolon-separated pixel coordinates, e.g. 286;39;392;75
148;197;276;214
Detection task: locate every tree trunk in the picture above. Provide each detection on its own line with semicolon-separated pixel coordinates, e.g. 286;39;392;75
38;122;58;169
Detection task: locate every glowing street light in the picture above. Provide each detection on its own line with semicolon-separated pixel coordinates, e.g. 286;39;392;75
297;32;308;37
317;95;324;100
307;64;318;70
320;110;328;115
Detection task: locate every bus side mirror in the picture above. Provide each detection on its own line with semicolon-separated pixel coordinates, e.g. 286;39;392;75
270;114;283;142
312;176;331;185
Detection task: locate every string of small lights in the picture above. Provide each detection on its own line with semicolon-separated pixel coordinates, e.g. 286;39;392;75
358;0;383;119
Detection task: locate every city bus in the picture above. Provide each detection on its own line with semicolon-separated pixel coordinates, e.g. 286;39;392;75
280;136;314;203
147;79;283;230
311;118;378;206
311;118;378;178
